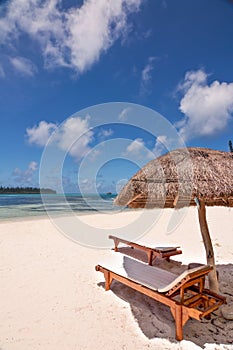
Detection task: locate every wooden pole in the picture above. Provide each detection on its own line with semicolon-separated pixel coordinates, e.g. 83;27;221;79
195;198;219;293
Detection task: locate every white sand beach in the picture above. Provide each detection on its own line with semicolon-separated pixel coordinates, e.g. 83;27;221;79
0;206;233;350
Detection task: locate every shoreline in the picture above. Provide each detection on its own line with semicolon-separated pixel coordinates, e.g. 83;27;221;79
0;205;151;225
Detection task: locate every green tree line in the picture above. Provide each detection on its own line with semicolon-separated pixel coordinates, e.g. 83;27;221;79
0;186;56;194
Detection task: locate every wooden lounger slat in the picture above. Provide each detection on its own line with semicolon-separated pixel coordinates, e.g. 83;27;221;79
201;301;225;318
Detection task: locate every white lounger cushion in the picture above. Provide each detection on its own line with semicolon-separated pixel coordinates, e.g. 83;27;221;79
98;254;211;293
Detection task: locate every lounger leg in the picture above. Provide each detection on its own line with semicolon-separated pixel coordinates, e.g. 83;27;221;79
148;251;153;265
175;305;183;341
171;304;190;341
113;238;119;252
104;271;113;291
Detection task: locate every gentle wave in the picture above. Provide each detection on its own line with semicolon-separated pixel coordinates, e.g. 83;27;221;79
0;194;124;219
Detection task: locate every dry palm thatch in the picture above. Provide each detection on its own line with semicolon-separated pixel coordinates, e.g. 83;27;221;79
115;147;233;209
115;147;233;293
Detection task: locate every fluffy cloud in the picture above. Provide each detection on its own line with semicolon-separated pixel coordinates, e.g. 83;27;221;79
118;107;131;121
124;138;153;159
13;161;38;184
79;178;96;193
0;63;5;78
141;56;155;83
26;116;93;160
0;0;143;74
177;69;233;141
10;56;38;76
78;177;114;194
161;0;168;9
28;161;38;172
140;56;156;95
56;116;93;160
126;138;144;154
98;128;113;138
152;135;167;157
26;121;58;147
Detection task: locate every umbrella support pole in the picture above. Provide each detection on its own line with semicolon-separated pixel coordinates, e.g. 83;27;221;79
196;198;219;293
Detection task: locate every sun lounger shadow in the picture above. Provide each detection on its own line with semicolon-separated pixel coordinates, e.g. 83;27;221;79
96;255;228;345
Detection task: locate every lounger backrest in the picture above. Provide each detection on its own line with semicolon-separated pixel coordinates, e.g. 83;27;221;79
158;264;213;293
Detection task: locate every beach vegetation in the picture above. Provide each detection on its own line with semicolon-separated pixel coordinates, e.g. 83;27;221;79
229;140;233;153
0;186;56;194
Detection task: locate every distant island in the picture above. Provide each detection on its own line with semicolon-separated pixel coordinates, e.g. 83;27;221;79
0;186;56;194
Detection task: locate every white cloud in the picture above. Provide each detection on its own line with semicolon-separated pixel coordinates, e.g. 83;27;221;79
28;161;38;172
177;69;233;141
0;0;67;48
0;0;143;74
57;116;93;160
140;56;156;95
126;138;144;154
13;161;38;184
0;64;5;78
141;57;155;83
10;56;38;76
79;178;96;193
88;149;101;161
118;107;131;121
152;135;167;157
98;128;113;138
161;0;168;9
79;177;115;194
142;29;152;39
26;116;93;160
177;69;207;91
26;121;58;147
124;138;153;159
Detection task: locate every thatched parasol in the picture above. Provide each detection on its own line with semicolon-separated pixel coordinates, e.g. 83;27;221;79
115;147;233;293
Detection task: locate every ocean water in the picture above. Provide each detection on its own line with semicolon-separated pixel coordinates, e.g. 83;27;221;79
0;193;121;219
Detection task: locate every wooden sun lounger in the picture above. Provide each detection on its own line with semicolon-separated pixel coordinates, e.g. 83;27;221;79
95;255;226;341
109;235;182;265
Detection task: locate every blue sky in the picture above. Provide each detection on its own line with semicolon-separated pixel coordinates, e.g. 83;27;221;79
0;0;233;193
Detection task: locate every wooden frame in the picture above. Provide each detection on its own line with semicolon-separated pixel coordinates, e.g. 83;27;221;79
95;260;226;341
109;234;182;265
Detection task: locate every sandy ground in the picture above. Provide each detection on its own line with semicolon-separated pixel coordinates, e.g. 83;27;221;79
0;206;233;350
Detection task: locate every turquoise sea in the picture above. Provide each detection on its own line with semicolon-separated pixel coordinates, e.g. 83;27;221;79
0;193;120;219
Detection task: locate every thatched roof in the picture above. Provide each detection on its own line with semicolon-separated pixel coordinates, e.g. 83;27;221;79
115;147;233;208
